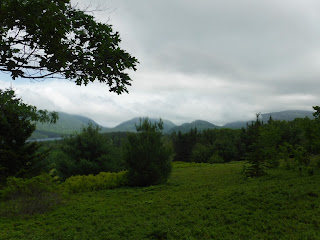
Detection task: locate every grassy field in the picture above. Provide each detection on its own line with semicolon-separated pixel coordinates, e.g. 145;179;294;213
1;161;320;239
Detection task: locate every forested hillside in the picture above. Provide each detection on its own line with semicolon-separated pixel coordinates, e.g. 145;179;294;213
169;120;221;133
30;110;316;139
30;112;100;139
101;117;177;134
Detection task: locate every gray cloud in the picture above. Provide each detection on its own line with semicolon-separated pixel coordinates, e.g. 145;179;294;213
0;0;319;126
108;0;320;77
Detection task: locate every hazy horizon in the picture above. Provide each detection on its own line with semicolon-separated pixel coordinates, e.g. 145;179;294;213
1;0;319;127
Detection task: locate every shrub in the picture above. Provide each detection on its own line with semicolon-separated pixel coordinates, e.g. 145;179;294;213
56;123;125;179
313;155;320;168
124;118;173;186
294;146;310;167
263;147;280;168
208;152;224;164
190;143;213;163
0;173;62;216
278;144;311;172
63;171;128;194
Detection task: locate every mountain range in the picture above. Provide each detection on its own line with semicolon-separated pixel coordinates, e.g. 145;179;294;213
30;110;315;140
101;117;177;133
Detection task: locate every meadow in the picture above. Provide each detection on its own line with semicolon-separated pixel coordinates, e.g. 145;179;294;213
1;161;320;240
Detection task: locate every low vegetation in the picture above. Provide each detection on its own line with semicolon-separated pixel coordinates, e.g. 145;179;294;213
2;162;320;239
1;88;320;239
0;173;62;217
64;171;128;194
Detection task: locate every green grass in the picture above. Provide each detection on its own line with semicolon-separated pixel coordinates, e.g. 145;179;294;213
1;161;320;239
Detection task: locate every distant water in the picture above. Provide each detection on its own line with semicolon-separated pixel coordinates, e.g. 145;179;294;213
27;137;63;142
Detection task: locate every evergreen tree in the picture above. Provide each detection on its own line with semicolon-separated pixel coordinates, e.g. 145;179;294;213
171;128;198;162
0;88;57;182
244;114;266;177
57;124;124;179
124;118;172;186
313;106;320;120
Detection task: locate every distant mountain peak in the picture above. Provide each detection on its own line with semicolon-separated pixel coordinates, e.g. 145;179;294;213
169;119;220;133
30;109;315;139
104;117;177;133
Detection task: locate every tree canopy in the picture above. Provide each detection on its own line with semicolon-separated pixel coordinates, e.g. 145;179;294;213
0;88;58;181
0;0;138;94
124;119;173;186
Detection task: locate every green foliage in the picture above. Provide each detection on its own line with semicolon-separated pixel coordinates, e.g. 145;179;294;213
190;143;213;163
313;155;320;169
208;152;225;163
171;128;198;162
124;118;173;186
169;120;220;133
278;143;296;169
63;171;128;194
201;128;241;162
0;173;61;216
172;128;241;163
0;88;58;181
2;162;320;239
170;111;320;176
56;124;124;179
313;106;320;120
278;143;311;173
103;132;130;147
243;114;266;177
294;146;311;167
0;0;138;94
30;112;101;139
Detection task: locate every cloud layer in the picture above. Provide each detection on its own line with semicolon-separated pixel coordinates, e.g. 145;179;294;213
1;0;319;126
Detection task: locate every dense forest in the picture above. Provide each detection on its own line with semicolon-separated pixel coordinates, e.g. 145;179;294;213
171;113;320;176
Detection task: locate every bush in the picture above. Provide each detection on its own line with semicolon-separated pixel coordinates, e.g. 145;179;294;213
64;171;128;194
0;173;62;216
56;123;125;179
190;143;213;163
279;144;311;172
208;152;225;164
124;118;173;186
313;155;320;168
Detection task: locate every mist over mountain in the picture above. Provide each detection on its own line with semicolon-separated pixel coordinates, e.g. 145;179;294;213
223;110;315;129
30;110;315;139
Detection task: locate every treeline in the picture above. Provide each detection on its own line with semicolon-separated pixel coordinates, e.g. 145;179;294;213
42;111;320;179
171;128;242;163
2;87;320;216
170;112;320;176
31;122;173;186
1;88;174;215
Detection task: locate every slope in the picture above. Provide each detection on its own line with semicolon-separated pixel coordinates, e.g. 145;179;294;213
30;112;100;139
169;120;221;133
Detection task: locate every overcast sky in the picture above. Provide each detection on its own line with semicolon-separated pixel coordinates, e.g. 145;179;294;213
1;0;320;127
